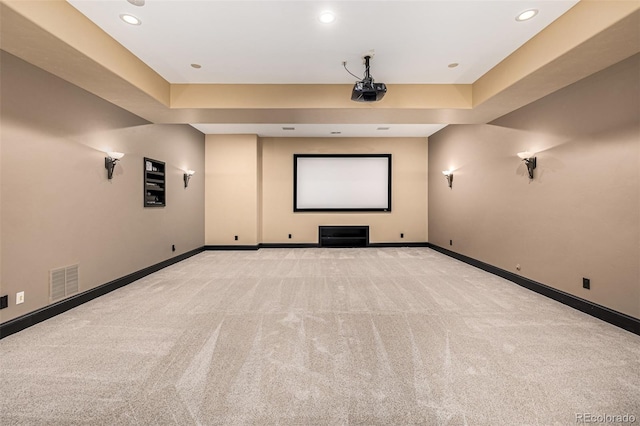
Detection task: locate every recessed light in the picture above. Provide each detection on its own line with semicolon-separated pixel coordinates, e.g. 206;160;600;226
282;127;295;131
126;0;145;6
319;11;336;24
448;63;459;68
190;63;202;69
377;127;390;131
516;9;538;21
120;14;141;25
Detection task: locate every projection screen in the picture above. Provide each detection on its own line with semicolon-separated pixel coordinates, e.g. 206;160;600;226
294;154;392;212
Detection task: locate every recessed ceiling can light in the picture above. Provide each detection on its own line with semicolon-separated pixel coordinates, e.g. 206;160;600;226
190;63;202;69
319;11;336;24
516;9;538;21
127;0;145;6
448;63;459;68
120;14;141;25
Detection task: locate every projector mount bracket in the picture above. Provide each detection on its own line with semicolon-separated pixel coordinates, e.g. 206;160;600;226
346;51;387;102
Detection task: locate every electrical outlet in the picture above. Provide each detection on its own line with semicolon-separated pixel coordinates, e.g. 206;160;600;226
234;235;238;241
400;233;404;238
449;240;453;246
288;234;292;239
583;278;590;290
16;291;25;305
172;244;176;252
516;264;521;271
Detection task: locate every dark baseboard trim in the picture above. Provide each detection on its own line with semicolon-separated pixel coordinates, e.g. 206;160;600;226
368;242;430;248
204;245;259;250
428;243;640;336
0;247;204;339
258;243;320;249
205;243;430;250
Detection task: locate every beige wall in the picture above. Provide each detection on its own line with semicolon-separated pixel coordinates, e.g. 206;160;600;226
261;137;428;244
203;136;428;246
0;52;205;323
204;134;260;245
428;54;640;319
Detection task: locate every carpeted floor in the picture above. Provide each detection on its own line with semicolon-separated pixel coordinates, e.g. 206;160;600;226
1;248;639;425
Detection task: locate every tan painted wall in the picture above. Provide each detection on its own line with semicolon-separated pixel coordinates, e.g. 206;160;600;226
204;134;259;245
261;137;428;244
429;54;640;319
171;84;471;109
0;52;204;324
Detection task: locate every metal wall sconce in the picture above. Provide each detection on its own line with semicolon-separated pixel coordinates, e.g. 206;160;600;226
183;170;195;188
442;170;453;188
517;151;537;179
105;151;125;179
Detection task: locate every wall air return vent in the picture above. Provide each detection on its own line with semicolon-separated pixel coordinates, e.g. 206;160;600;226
50;265;79;302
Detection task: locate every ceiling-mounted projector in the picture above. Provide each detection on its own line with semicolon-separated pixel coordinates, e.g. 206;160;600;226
350;55;387;102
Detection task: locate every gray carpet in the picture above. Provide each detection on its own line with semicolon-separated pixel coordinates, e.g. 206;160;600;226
1;248;639;425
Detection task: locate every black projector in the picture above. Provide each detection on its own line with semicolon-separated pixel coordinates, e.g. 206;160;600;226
351;81;387;102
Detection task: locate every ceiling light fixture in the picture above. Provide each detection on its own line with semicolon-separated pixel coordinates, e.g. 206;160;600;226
319;11;336;24
190;63;202;69
120;14;141;25
448;63;459;68
516;9;538;21
126;0;145;6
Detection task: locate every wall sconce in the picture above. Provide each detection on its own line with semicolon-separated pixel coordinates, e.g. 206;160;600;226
105;151;125;179
183;170;195;188
517;151;537;179
442;170;453;188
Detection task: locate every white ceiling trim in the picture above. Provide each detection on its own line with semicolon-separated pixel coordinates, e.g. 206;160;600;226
191;123;447;138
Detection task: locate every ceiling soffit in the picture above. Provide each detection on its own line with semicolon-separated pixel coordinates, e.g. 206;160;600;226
1;0;638;128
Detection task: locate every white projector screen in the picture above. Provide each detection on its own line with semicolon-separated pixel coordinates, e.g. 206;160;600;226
294;154;392;211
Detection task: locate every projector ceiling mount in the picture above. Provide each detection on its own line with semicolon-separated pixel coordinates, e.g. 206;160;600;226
344;52;387;102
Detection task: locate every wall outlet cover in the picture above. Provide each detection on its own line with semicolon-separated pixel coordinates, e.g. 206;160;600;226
16;291;25;304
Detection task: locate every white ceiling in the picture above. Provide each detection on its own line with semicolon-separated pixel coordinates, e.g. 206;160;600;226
67;0;579;137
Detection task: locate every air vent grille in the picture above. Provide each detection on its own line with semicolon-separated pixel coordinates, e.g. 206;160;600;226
51;269;66;301
50;264;79;302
